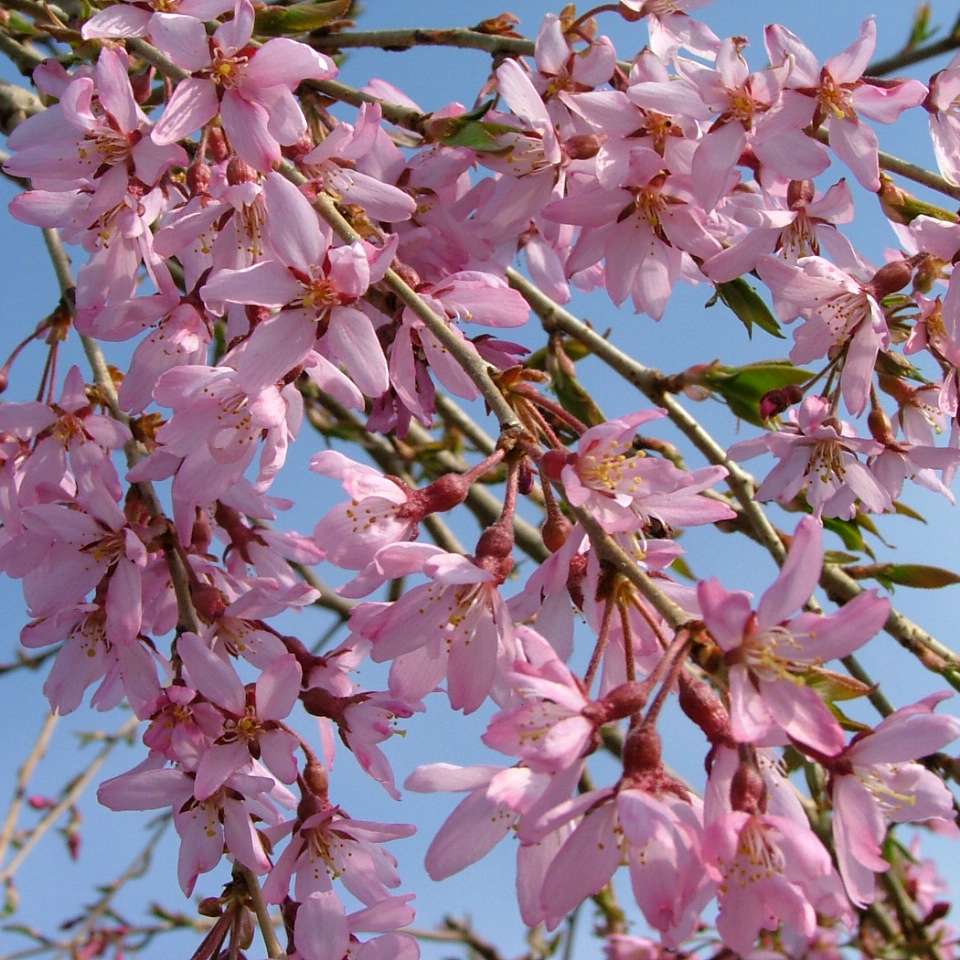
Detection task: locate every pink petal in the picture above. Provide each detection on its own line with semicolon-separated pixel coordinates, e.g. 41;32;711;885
827;117;880;192
202;260;301;310
696;579;751;652
244;37;334;89
82;5;150;38
264;172;324;270
728;664;774;743
96;47;141;132
757;517;822;629
178;631;246;715
759;677;845;755
540;802;620;927
194;740;249;800
255;653;302;721
221;90;279;172
825;17;876;84
149;13;211;73
833;775;885;905
294;891;349;960
152;78;218;145
692;122;745;211
424;789;511;880
321;306;389;397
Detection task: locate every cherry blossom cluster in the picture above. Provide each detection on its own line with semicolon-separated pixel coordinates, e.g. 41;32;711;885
1;0;960;957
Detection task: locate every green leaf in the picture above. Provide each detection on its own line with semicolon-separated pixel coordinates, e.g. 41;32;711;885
437;119;519;152
893;499;927;523
854;511;893;548
881;564;960;589
669;556;696;581
702;361;809;426
823;516;874;558
828;702;873;734
824;550;861;565
802;666;872;702
875;349;930;383
712;278;784;339
254;0;351;35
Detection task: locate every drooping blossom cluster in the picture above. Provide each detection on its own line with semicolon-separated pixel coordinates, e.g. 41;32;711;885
1;1;960;957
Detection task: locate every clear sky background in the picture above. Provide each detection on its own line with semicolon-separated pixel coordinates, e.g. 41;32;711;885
1;2;959;958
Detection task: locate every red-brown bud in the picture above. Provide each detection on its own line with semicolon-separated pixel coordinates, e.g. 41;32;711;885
730;761;766;814
475;522;514;560
417;473;471;514
198;897;224;918
595;680;650;721
187;161;212;196
227;157;257;185
759;383;804;420
206;126;229;162
541;513;572;553
540;448;570;481
678;674;733;746
301;687;345;719
564;133;602;160
302;760;329;799
866;259;913;299
191;583;226;621
622;722;662;776
868;403;897;446
786;179;815;209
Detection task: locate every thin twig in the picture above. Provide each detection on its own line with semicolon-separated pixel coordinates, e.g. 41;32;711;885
237;864;284;959
0;717;138;883
506;267;960;686
0;712;58;868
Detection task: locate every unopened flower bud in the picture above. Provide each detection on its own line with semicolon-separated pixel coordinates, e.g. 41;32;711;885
518;459;534;495
678;674;733;746
622;722;662;776
564;133;602;159
302;760;329;799
759;383;804;420
867;259;913;299
191;583;226;621
284;134;315;161
418;473;472;514
227;157;257;185
393;262;421;289
198;897;223;917
207;126;230;162
187;162;211;196
541;512;572;552
868;403;896;446
130;69;154;105
475;522;514;560
731;761;765;814
540;448;569;481
594;680;650;721
786;179;815;210
301;687;343;719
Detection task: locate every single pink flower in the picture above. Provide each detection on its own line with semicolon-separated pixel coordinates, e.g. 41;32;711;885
830;693;960;906
178;632;302;799
765;18;927;191
698;516;889;755
151;0;335;170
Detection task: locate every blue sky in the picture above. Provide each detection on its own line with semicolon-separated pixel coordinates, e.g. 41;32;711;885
0;2;958;957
